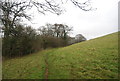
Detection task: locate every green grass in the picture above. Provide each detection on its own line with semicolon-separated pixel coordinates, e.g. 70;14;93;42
3;32;118;79
3;52;46;79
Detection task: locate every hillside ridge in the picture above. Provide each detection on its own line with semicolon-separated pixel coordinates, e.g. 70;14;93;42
3;32;118;79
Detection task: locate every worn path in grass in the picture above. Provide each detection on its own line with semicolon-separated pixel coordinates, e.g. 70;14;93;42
44;56;48;79
43;49;56;79
3;32;119;79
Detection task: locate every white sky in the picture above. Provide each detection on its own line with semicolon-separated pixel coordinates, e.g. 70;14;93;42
23;0;119;40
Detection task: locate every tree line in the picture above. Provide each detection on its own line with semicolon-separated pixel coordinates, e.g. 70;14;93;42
2;23;73;57
0;0;89;58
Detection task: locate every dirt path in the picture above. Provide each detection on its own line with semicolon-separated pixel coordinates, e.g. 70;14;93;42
44;58;49;80
44;50;55;80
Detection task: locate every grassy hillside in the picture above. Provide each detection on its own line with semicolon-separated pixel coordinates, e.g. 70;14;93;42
3;32;118;79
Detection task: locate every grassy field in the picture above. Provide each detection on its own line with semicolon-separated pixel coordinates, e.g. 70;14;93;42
2;32;118;79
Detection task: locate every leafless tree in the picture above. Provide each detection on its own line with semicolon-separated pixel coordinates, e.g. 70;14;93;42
75;34;86;42
0;0;93;38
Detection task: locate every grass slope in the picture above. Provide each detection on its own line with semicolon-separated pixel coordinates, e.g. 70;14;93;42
3;32;118;79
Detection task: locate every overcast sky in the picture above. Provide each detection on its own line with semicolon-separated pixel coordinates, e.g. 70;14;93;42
23;0;119;40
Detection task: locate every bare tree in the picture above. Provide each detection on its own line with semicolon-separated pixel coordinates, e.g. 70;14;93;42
53;24;72;39
0;0;32;37
70;0;93;11
0;0;93;26
0;0;92;57
75;34;87;42
0;0;93;38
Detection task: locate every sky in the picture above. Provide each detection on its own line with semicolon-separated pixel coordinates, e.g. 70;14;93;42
1;0;119;39
118;1;120;31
